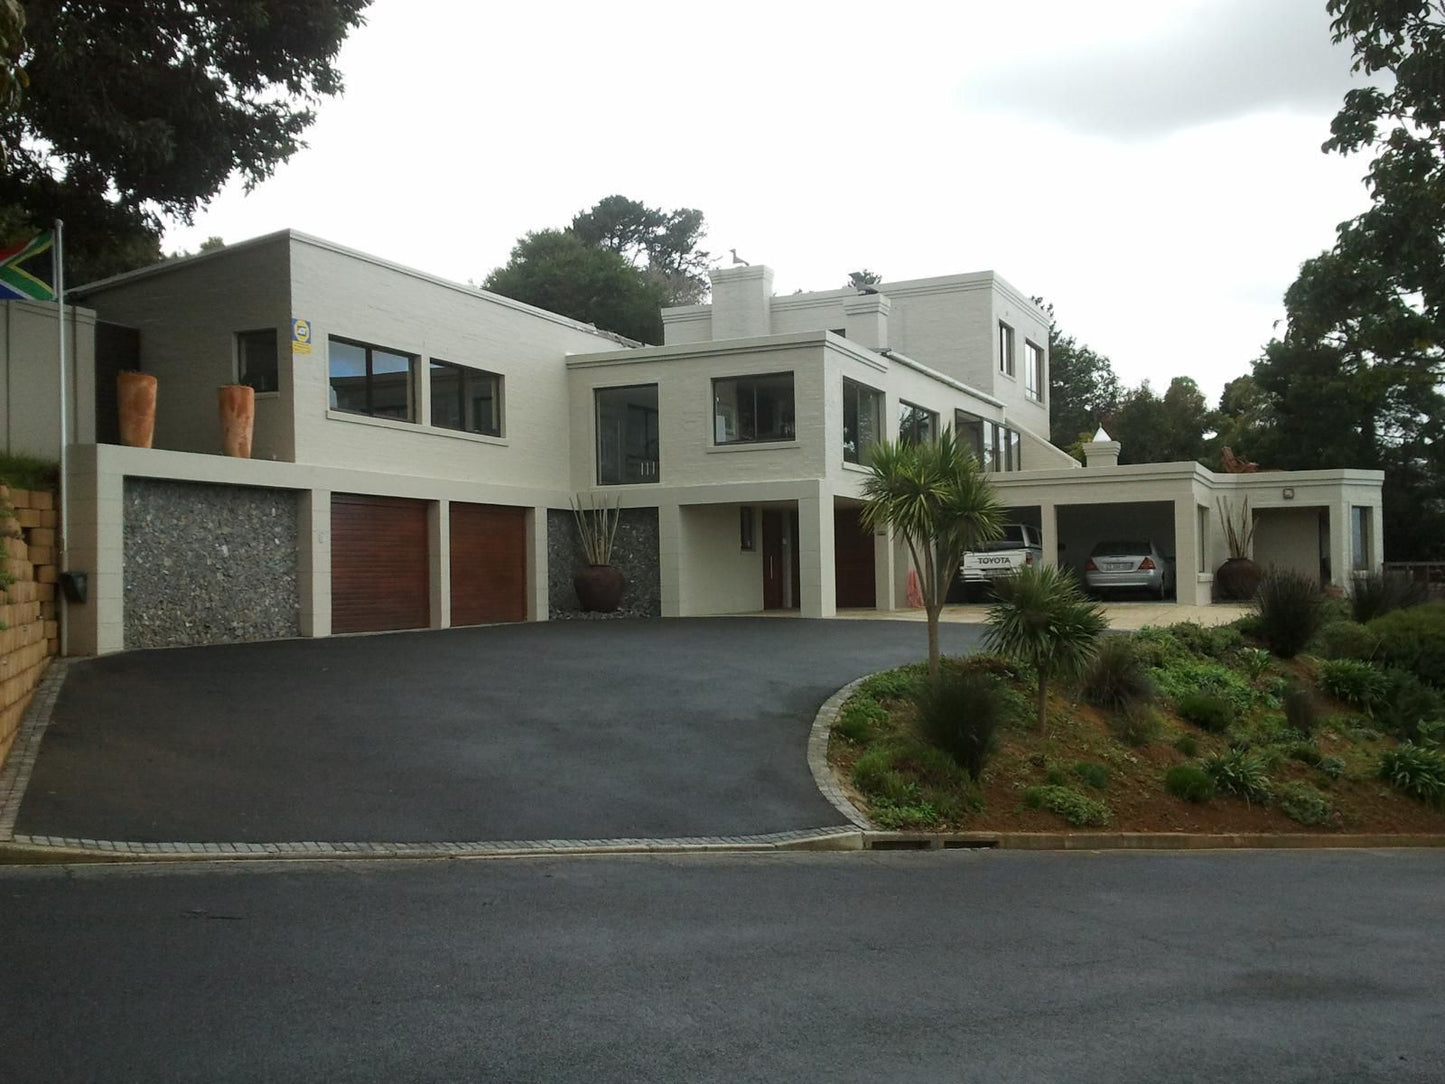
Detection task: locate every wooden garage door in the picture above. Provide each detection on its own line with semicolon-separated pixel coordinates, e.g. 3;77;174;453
835;506;877;608
331;494;430;634
450;503;527;626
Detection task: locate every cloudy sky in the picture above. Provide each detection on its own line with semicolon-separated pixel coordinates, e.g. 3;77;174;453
165;0;1374;403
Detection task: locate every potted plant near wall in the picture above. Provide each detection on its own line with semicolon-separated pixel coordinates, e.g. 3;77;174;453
571;494;626;613
218;383;255;457
117;370;157;448
1215;496;1261;600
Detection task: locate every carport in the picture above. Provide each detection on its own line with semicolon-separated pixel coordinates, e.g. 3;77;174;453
1057;500;1177;599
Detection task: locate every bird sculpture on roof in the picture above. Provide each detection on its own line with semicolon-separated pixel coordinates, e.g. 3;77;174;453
730;248;750;266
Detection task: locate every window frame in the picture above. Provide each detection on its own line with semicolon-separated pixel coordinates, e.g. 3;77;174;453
428;359;503;437
999;321;1016;378
898;400;939;447
235;328;279;395
1024;340;1044;402
1351;506;1373;571
595;382;660;486
327;336;418;422
842;377;885;465
712;371;796;445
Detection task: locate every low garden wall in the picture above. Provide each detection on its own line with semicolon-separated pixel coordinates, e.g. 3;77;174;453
547;507;660;618
0;486;60;771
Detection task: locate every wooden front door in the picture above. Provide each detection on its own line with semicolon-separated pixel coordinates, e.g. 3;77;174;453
834;506;876;608
762;509;785;609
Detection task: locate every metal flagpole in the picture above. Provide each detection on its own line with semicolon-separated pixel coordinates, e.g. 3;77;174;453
55;219;67;658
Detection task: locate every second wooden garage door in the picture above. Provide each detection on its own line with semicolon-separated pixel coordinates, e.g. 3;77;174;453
331;494;430;634
834;506;877;609
450;503;527;625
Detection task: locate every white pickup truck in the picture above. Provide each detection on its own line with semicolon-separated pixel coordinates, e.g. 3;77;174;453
958;523;1043;601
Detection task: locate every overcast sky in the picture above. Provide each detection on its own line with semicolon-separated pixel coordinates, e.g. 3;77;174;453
164;0;1374;403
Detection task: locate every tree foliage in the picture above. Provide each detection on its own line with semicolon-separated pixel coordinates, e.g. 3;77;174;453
860;428;1004;681
1108;376;1214;466
1;1;371;283
570;194;710;305
1;0;24;117
1034;299;1122;455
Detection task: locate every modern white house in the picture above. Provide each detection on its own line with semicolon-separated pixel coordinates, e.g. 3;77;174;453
0;229;1385;655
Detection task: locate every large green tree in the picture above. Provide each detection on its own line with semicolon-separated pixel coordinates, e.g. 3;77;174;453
1238;1;1445;559
483;230;671;345
570;195;710;305
1;1;370;284
1034;300;1122;455
1108;376;1214;466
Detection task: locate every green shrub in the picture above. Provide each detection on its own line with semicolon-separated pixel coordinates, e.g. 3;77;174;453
1254;569;1327;658
1238;647;1273;681
852;749;915;802
1275;781;1333;826
1375;670;1444;743
1316;755;1346;781
1316;658;1391;711
1377;744;1445;809
885;740;972;791
1173;734;1199;757
1178;691;1237;732
955;652;1026;681
0;453;58;493
871;791;942;829
1310;620;1380;661
1073;762;1110;790
1287;741;1322;766
1108;701;1163;747
1164;764;1215;803
1080;635;1156;710
834;698;885;744
1350;570;1428;624
1022;785;1112;827
911;668;1010;780
1368;603;1445;688
1045;766;1069;786
1149;659;1256;714
1231;613;1265;640
855;669;919;703
1204;748;1273;803
1283;682;1320;735
1164;621;1245;659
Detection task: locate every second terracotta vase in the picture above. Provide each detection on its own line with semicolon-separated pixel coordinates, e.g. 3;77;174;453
117;370;157;449
219;384;255;458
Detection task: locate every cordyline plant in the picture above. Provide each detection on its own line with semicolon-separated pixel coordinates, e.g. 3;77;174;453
860;427;1003;682
570;493;622;566
1216;496;1256;559
985;564;1107;733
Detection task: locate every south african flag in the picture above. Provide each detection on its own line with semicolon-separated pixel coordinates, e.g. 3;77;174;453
0;232;56;302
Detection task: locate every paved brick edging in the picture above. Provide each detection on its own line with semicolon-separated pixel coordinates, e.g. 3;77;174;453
0;659;67;840
863;831;1445;851
807;677;875;830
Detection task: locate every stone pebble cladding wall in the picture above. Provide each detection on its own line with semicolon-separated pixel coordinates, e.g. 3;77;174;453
124;479;300;650
0;486;60;771
548;507;660;618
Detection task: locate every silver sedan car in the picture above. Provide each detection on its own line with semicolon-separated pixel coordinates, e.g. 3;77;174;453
1084;539;1175;599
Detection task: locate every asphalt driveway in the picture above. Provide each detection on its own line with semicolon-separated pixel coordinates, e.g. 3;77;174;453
15;617;984;844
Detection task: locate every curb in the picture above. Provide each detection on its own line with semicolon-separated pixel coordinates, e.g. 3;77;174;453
806;676;875;830
862;831;1445;851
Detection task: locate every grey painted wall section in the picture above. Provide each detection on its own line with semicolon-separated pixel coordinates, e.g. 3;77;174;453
547;507;660;617
0;300;97;459
123;478;300;649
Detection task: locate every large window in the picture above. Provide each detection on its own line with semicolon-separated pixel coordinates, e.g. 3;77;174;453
843;378;884;464
713;372;795;444
899;401;938;446
596;384;659;485
955;410;1022;473
430;361;502;436
1024;340;1044;402
329;337;416;421
236;329;278;394
999;321;1015;377
1351;506;1373;571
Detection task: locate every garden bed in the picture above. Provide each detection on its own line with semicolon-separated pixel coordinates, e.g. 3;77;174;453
828;608;1445;836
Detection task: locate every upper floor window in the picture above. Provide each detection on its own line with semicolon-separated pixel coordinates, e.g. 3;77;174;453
596;384;659;484
842;378;884;464
956;410;1022;472
999;322;1016;377
1024;341;1044;402
899;400;938;447
236;329;278;394
430;361;502;436
714;372;795;444
329;337;416;421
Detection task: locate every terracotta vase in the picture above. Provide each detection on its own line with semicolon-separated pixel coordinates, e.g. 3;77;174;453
574;564;626;613
218;384;256;458
117;371;157;449
1215;556;1263;601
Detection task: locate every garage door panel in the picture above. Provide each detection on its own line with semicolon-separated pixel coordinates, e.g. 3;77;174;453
450;503;527;625
332;494;430;634
834;507;876;609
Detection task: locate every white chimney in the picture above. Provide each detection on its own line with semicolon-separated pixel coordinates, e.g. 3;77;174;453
1083;427;1121;468
708;265;773;340
842;293;891;350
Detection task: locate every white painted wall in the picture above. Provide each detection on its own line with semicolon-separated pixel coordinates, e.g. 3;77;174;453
675;502;763;614
1253;506;1325;580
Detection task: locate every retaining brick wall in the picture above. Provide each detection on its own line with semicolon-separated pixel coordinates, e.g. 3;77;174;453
0;485;59;772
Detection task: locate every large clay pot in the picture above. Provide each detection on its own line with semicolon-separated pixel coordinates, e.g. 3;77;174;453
218;384;256;458
574;564;626;613
117;370;157;448
1215;556;1263;601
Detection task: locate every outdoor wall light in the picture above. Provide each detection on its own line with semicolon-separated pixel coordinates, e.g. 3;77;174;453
59;571;88;604
1282;487;1296;500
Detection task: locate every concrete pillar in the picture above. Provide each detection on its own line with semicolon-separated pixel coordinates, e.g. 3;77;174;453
526;505;549;621
1371;500;1385;569
873;520;896;610
430;499;450;629
1082;428;1120;468
798;483;836;618
1328;501;1351;589
658;502;684;617
1173;498;1204;605
708;265;773;339
843;294;891;350
1039;501;1059;571
61;444;123;656
298;488;331;638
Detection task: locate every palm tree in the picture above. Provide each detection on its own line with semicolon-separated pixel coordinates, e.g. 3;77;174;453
984;564;1107;732
860;427;1004;681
